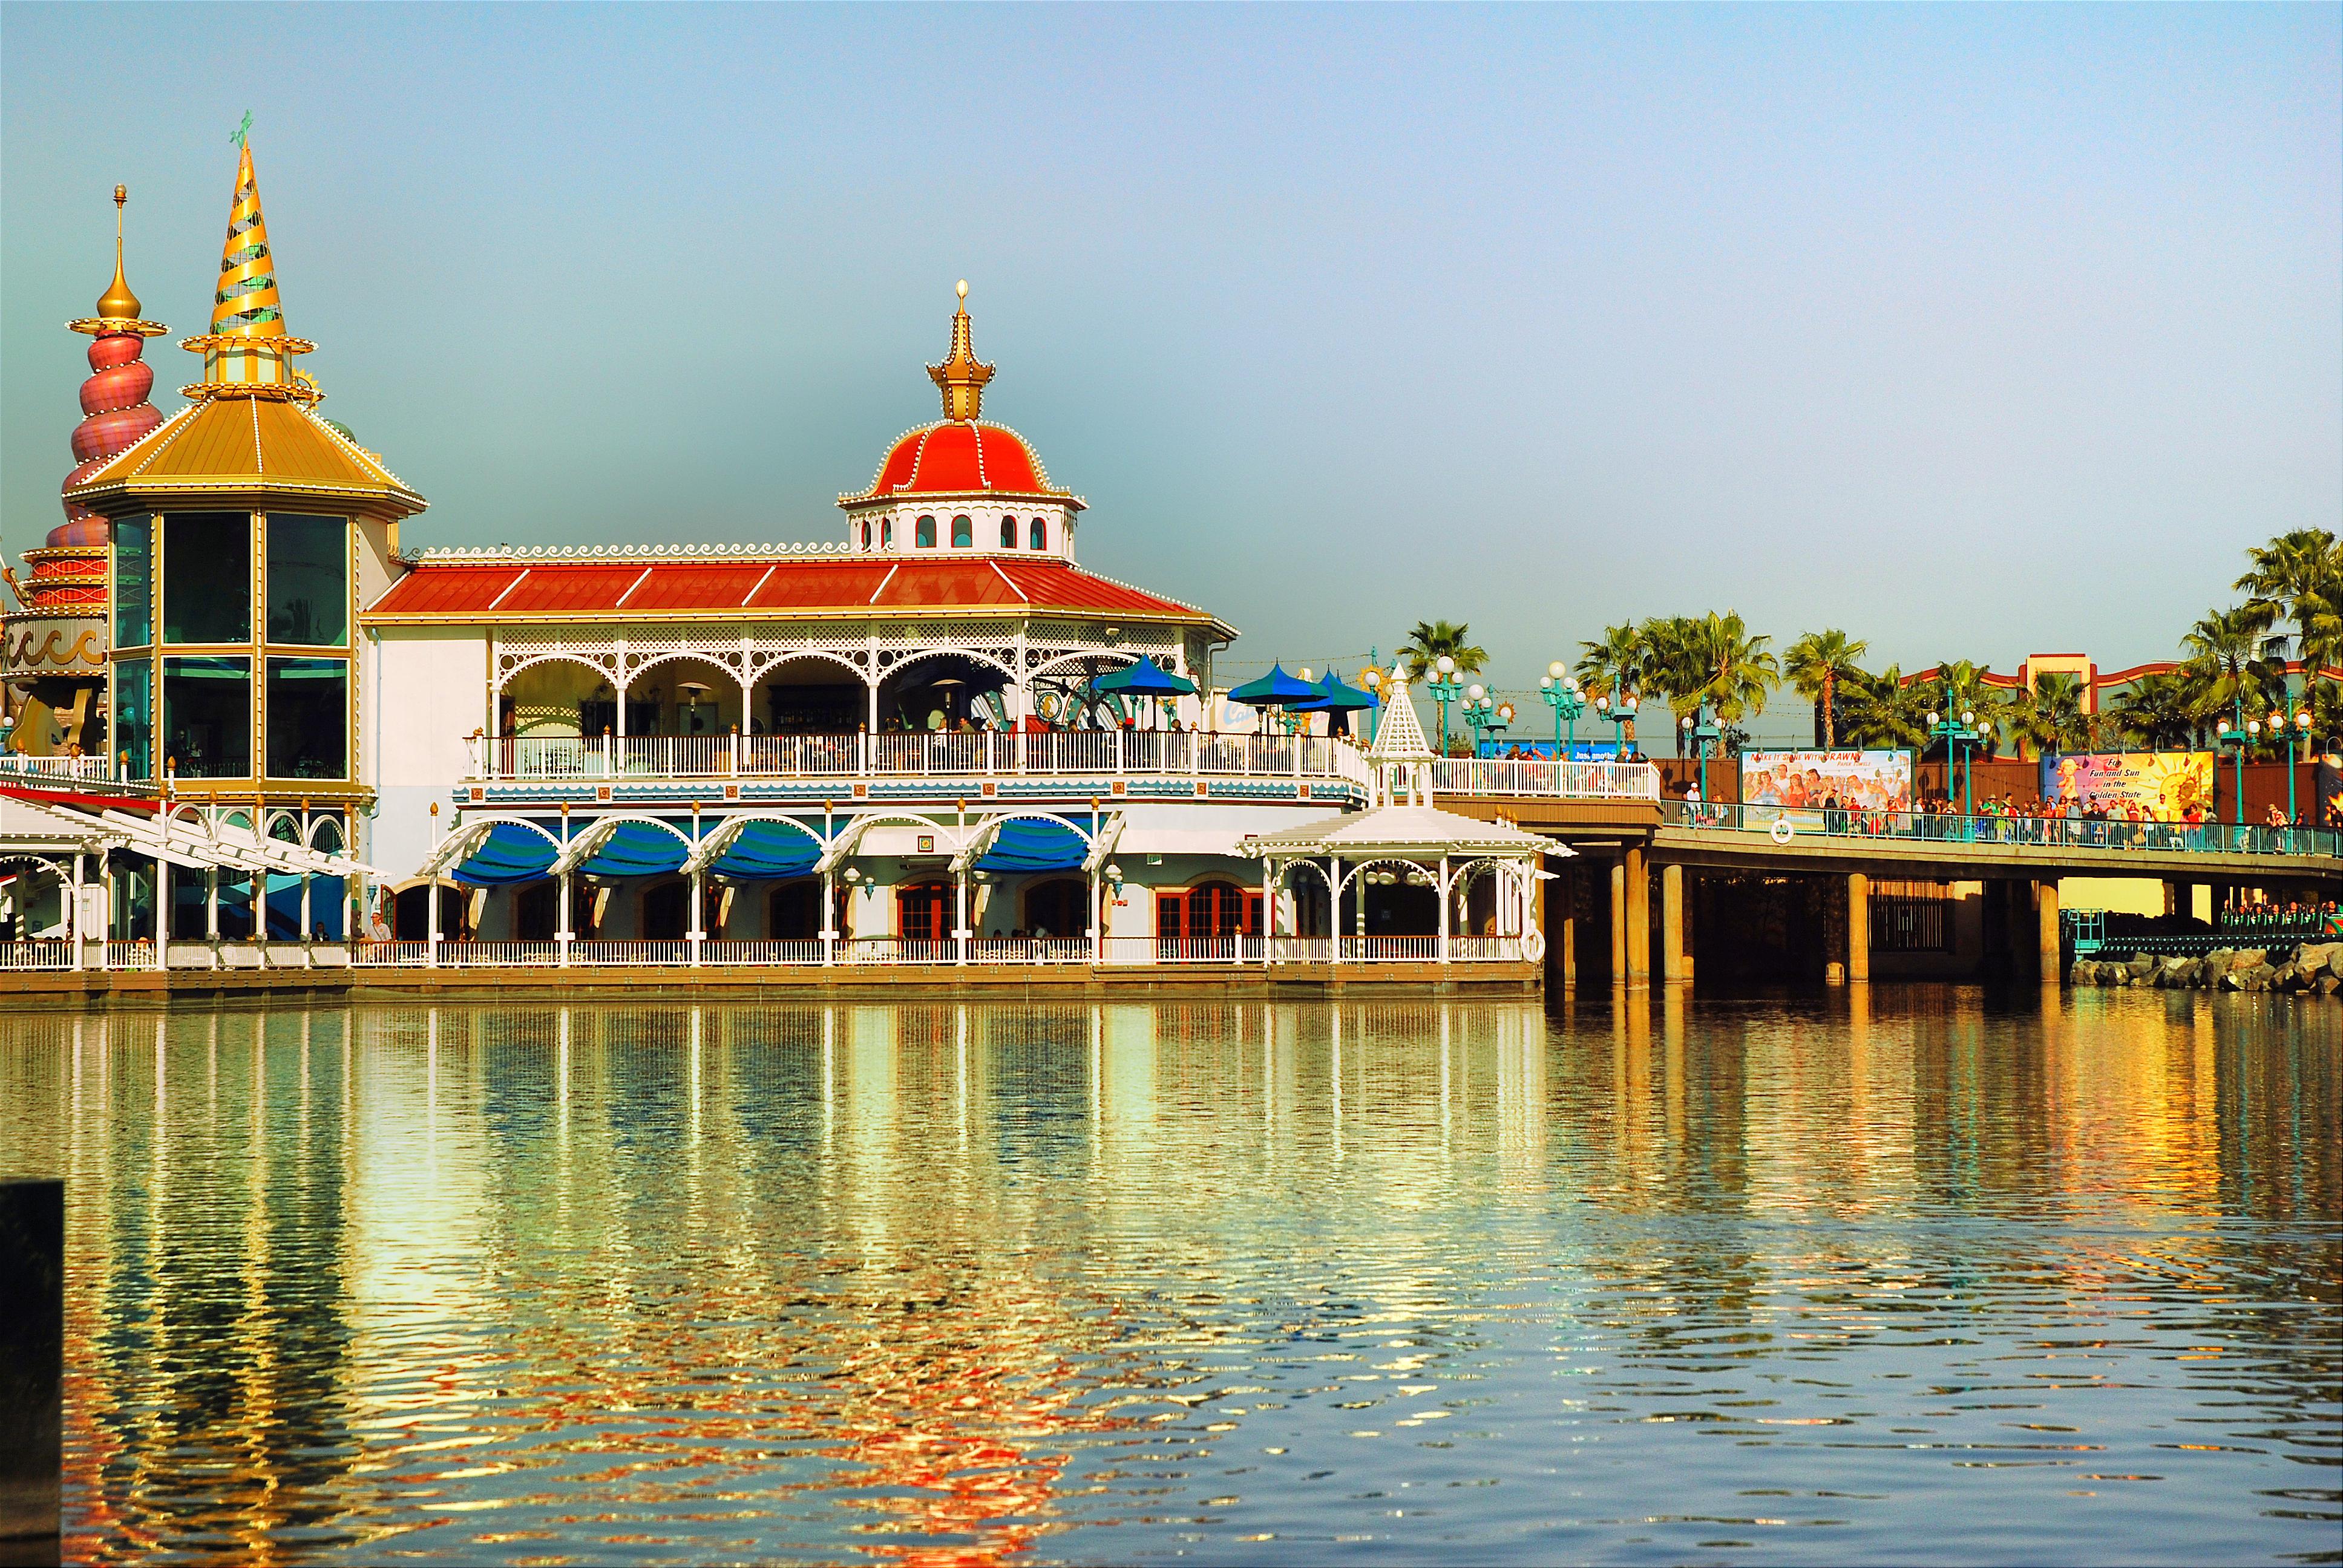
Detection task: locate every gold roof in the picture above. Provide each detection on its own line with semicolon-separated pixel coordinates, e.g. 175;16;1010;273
64;396;425;513
927;280;996;422
70;186;166;339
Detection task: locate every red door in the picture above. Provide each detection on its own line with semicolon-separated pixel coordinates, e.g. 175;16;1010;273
897;881;951;942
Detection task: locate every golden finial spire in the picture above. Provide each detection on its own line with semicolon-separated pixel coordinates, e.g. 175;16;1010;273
181;125;318;401
94;185;143;321
927;279;995;422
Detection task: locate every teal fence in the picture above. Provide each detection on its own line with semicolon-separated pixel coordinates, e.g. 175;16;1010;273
1663;800;2341;859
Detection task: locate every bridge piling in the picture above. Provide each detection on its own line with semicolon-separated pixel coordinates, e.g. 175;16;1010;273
1661;863;1686;984
1847;872;1870;984
2037;879;2060;984
1624;846;1651;987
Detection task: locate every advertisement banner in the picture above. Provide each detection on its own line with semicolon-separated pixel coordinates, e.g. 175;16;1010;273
1742;750;1914;828
1478;740;1622;760
2039;752;2214;822
2316;756;2343;829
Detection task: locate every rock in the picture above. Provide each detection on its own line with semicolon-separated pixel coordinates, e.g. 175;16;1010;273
2271;962;2299;990
2229;948;2269;972
2321;974;2341;994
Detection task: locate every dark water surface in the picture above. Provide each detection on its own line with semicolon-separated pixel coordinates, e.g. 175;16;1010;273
0;989;2335;1565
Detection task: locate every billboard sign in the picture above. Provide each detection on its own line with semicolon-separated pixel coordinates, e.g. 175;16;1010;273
1742;750;1915;828
2039;752;2214;822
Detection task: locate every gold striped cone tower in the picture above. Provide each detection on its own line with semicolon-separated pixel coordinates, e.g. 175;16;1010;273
181;138;318;401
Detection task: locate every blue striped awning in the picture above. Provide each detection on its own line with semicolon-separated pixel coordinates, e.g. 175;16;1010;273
452;822;559;886
975;818;1089;874
578;821;688;878
709;820;822;881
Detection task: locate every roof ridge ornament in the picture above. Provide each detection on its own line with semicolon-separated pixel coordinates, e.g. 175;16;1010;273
180;128;321;402
927;279;995;422
1366;665;1435;763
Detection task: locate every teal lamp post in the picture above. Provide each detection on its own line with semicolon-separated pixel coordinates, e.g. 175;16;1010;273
1462;687;1513;750
1539;662;1585;754
1361;665;1384;743
1424;656;1465;750
1679;708;1722;803
2269;704;2312;824
2217;700;2250;825
1594;689;1639;758
1926;704;1984;823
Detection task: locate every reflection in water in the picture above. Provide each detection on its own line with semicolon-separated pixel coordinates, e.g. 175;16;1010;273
1;991;2336;1565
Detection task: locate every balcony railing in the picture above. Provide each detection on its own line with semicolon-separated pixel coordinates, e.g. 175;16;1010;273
470;730;1368;786
333;934;1532;969
0;753;116;783
1662;799;2342;858
1429;757;1663;801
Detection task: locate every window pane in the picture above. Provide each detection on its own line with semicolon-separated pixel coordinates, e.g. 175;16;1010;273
951;515;972;547
916;516;936;548
112;515;152;648
1000;518;1015;548
163;655;251;778
112;659;152;780
162;512;251;644
1030;518;1046;550
266;514;348;645
266;657;348;779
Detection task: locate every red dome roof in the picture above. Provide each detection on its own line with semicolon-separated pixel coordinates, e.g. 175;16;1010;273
846;420;1073;505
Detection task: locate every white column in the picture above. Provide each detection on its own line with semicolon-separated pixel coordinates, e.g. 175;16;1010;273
821;870;836;965
557;869;573;966
955;870;968;965
206;866;220;943
426;875;441;967
68;854;83;972
1438;854;1451;965
1260;858;1274;968
154;857;168;970
689;869;704;966
1330;857;1343;964
1089;870;1103;964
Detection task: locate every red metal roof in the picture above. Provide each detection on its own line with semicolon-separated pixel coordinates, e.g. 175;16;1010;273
365;557;1209;622
845;421;1066;502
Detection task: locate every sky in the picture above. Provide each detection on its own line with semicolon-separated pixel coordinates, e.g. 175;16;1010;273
4;4;2337;736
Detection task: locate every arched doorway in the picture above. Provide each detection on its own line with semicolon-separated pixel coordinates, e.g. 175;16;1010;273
1023;878;1091;939
897;880;952;942
642;880;689;940
392;884;470;941
877;655;1011;733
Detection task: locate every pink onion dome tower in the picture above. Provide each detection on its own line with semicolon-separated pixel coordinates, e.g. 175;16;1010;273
2;186;168;756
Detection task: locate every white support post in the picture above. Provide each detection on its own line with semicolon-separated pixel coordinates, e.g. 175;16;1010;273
689;869;704;967
1261;858;1274;968
1438;854;1451;965
426;875;440;967
955;871;968;966
68;854;82;972
206;866;220;945
1115;728;1126;774
1330;857;1343;965
1089;870;1103;965
558;869;573;967
154;857;168;971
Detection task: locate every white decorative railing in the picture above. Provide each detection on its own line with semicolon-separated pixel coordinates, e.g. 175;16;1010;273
1429;757;1662;801
469;730;1370;786
0;753;115;782
0;939;74;970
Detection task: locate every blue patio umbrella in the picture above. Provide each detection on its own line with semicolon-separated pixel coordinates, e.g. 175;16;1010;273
1093;655;1198;697
1290;671;1375;713
1226;664;1319;707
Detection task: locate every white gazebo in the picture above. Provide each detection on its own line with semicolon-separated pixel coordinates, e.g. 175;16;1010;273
1239;671;1568;963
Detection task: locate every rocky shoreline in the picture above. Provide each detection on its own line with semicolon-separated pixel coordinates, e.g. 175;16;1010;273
2071;943;2343;993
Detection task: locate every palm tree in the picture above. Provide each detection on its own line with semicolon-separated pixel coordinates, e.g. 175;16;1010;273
1683;610;1780;730
1397;619;1487;681
1635;616;1702;751
1574;622;1645;748
2109;671;2196;751
2007;672;2091;759
1922;659;2007;757
2236;528;2341;721
1784;630;1869;748
1837;664;1932;751
2178;602;2285;739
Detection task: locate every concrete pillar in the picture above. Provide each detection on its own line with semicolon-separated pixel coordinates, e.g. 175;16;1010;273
1609;858;1626;984
1660;862;1686;983
2037;878;2060;985
1847;871;1869;984
1624;844;1651;987
1557;867;1577;988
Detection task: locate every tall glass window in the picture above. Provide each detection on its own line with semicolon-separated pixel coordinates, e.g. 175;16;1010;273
112;515;152;649
1000;517;1015;549
163;655;252;778
266;514;348;645
1029;518;1047;550
266;658;349;779
916;516;937;549
951;515;973;548
112;659;152;780
162;512;251;644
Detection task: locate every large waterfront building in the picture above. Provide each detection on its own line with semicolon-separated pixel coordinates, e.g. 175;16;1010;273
1;139;1568;967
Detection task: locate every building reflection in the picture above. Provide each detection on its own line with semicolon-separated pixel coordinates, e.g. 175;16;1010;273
0;988;2330;1562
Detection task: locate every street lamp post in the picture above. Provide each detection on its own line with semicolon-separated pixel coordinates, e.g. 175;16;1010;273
1424;656;1465;751
1593;690;1639;759
1463;688;1513;750
1539;662;1585;756
1679;708;1722;805
2217;698;2249;826
1361;665;1383;743
1925;704;1983;823
2269;707;2312;825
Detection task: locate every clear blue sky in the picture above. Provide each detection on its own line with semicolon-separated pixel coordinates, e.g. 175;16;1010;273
5;4;2336;727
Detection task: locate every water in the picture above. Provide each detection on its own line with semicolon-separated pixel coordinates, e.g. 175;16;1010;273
0;990;2335;1565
